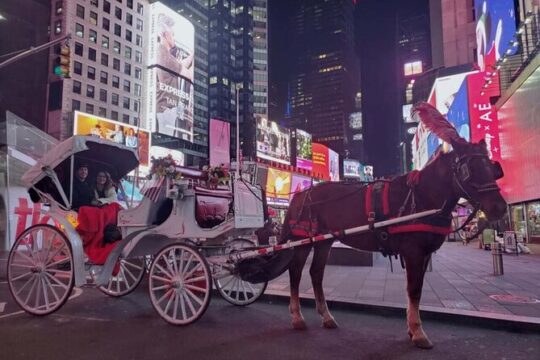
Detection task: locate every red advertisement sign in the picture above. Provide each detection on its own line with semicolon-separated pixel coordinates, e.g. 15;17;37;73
312;142;330;181
209;119;230;167
467;72;501;162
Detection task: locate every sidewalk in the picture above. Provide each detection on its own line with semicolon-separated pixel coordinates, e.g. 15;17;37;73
265;240;540;325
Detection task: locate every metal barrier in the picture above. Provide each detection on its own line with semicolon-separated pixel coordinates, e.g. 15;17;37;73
492;242;504;276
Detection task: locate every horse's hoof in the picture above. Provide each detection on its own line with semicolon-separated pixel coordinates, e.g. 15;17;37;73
323;318;338;329
407;330;413;339
412;337;433;349
292;319;307;330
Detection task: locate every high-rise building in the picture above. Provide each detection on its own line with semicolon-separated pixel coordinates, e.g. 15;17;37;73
285;0;360;157
253;0;268;119
46;0;148;140
153;0;209;166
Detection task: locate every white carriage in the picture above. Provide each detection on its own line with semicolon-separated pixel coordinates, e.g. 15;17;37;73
6;136;268;325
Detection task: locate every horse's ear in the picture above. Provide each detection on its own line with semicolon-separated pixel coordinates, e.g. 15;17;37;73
478;138;487;149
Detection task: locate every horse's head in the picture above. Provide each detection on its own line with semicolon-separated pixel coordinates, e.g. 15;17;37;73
451;139;507;221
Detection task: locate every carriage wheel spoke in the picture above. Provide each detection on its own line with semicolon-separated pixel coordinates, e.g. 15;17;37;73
182;291;198;315
23;276;39;307
46;256;70;269
185;287;204;306
180;291;187;319
164;291;175;315
165;250;176;277
116;273;121;293
151;284;170;291
44;243;66;267
43;274;60;304
172;293;179;320
154;262;173;279
151;274;172;284
41;277;51;310
12;270;34;282
219;275;235;291
183;262;202;280
45;272;70;290
184;275;207;284
156;288;174;306
123;260;144;272
185;283;207;294
15;274;36;295
10;263;35;269
182;253;194;278
14;252;35;266
121;263;137;283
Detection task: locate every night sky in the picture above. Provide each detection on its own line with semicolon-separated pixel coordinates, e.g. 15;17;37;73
269;0;428;177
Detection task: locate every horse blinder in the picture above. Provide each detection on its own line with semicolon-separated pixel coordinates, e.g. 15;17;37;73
492;161;504;180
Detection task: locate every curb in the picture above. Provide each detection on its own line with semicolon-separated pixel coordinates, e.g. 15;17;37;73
260;291;540;333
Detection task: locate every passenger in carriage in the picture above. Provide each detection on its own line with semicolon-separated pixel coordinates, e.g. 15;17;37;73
71;162;95;211
92;170;118;205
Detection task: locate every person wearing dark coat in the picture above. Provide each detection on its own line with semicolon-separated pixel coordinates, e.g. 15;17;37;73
72;163;95;210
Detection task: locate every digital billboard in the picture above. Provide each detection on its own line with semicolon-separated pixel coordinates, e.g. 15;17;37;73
447;80;471;142
256;117;291;165
146;67;194;141
150;146;185;166
475;0;518;72
209;119;230;167
328;148;339;181
290;175;312;201
312;142;329;180
73;111;150;166
363;165;374;181
429;72;476;115
343;159;361;178
295;129;313;171
265;168;291;206
148;2;195;83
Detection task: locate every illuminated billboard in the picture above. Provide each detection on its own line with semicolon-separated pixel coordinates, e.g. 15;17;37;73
73;111;150;166
343;159;361;178
475;0;517;72
312;142;329;180
428;72;476;115
290;175;312;201
148;2;195;83
404;61;423;76
328;148;339;181
295;129;313;171
266;168;291;206
150;146;185;166
363;165;374;181
146;67;194;141
256;117;291;165
209;119;230;167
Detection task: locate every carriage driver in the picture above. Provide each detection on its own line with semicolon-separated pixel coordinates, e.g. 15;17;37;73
71;162;95;210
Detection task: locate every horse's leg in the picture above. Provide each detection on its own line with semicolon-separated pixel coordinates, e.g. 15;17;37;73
310;242;338;329
403;250;433;349
289;245;312;330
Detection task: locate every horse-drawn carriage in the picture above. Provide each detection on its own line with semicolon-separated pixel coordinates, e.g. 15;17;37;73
6;135;269;325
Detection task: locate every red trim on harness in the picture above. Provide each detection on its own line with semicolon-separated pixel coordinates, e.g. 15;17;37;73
289;219;318;237
365;184;373;215
382;182;390;215
388;224;452;235
407;170;421;187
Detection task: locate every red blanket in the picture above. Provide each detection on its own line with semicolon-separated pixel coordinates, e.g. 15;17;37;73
76;203;122;265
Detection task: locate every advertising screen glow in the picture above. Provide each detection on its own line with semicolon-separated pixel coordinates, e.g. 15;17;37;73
73;111;150;166
295;129;313;171
256;117;291;165
209;119;230;167
290;175;312;201
328;148;339;181
266;168;291;206
343;159;361;178
312;142;329;180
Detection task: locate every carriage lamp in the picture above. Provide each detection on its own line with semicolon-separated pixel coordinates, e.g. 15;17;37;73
66;212;79;228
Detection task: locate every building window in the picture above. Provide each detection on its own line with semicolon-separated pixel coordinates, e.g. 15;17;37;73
133;100;140;113
76;5;85;19
55;1;63;14
126;13;133;26
112;75;120;88
100;71;108;84
135;50;142;63
101;53;109;66
86;103;94;114
74;61;82;75
125;46;132;59
134;67;141;79
98;107;107;117
99;89;107;102
136;18;143;31
123;97;130;109
102;17;110;31
137;3;143;15
127;0;133;9
75;42;83;56
124;63;131;76
134;83;141;96
73;81;82;94
123;114;130;123
114;24;121;36
115;7;122;20
87;85;95;98
123;79;131;92
135;34;142;47
75;23;84;38
113;58;120;71
111;111;118;120
103;0;111;13
89;30;97;43
88;48;96;61
72;99;81;111
102;35;109;49
90;11;98;25
125;29;132;42
91;0;99;8
54;20;62;34
112;93;119;105
209;76;217;84
113;41;121;54
87;66;96;80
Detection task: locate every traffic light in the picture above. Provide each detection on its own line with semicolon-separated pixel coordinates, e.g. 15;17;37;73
53;43;71;78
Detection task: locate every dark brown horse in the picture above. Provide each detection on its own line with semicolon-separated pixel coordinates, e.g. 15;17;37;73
279;103;507;349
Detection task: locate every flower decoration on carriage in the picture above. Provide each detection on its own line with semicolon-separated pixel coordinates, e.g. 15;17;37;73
202;164;230;187
147;154;183;180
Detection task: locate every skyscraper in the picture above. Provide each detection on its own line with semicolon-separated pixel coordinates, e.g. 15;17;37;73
253;0;268;119
285;0;360;157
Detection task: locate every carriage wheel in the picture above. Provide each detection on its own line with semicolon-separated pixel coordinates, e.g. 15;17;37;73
215;238;268;306
148;243;212;325
98;257;145;297
7;224;74;316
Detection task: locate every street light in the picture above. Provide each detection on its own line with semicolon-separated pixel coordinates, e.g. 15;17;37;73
235;83;243;179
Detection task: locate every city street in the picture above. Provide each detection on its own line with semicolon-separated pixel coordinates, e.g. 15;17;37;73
1;280;539;360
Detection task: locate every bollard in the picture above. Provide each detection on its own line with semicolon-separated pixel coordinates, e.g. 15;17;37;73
269;235;277;246
492;242;504;275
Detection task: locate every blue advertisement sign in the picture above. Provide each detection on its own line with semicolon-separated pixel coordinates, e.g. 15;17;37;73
446;80;470;142
474;0;518;71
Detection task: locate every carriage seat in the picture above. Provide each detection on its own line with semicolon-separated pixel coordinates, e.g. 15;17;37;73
194;186;232;228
